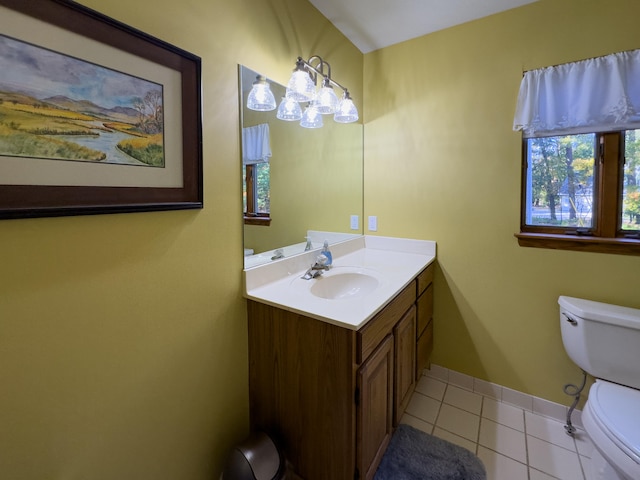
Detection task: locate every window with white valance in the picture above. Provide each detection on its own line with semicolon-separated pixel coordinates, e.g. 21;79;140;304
513;49;640;138
242;123;272;223
513;49;640;255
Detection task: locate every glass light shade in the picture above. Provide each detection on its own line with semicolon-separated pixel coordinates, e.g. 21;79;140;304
300;104;323;128
247;77;276;111
334;94;359;123
276;97;302;121
315;83;339;114
286;70;316;102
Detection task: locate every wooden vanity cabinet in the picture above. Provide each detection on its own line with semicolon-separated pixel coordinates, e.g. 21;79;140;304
247;265;433;480
416;263;434;379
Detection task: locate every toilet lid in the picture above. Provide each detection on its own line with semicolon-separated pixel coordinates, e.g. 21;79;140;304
589;381;640;463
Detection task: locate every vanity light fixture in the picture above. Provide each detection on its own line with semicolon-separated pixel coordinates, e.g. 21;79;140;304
247;75;276;111
285;55;359;126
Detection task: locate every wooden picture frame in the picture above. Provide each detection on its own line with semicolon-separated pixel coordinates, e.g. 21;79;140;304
0;0;203;219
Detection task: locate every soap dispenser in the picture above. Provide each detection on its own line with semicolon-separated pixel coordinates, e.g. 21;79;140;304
321;240;332;267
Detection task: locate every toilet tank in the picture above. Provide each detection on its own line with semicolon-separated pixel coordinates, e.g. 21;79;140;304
559;296;640;390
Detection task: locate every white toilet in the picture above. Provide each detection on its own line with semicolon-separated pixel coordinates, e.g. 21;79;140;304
559;296;640;480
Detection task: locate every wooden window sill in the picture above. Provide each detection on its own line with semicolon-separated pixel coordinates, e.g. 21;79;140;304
244;216;271;226
515;232;640;256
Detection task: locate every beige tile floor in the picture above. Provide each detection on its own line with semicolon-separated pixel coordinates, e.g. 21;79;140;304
401;370;596;480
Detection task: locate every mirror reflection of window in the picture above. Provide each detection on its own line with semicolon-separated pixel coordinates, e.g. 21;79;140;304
242;121;272;225
243;161;270;219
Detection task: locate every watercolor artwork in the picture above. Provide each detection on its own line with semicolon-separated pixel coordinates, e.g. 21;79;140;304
0;0;202;219
0;34;165;168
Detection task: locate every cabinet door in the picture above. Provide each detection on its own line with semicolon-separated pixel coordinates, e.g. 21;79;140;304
357;335;393;480
394;305;416;425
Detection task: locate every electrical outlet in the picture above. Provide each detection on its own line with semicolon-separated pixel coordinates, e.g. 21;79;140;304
350;215;359;230
368;215;378;232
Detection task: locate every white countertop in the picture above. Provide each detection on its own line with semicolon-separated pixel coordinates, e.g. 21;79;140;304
243;236;436;330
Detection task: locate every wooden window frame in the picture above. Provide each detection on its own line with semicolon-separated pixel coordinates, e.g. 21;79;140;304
516;131;640;255
243;163;271;226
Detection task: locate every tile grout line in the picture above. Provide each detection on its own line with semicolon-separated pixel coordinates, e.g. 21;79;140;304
523;406;531;480
576;440;589;480
475;395;484;456
431;382;446;436
578;456;588;479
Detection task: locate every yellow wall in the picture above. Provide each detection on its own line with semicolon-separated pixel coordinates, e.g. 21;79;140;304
0;0;361;478
364;0;640;404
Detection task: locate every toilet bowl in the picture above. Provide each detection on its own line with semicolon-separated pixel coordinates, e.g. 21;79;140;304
582;380;640;479
558;296;640;480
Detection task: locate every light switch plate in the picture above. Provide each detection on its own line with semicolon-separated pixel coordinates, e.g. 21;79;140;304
368;215;378;231
350;215;359;230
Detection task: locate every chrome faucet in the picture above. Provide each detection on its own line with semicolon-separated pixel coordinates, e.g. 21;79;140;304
301;253;331;280
271;248;284;260
304;237;313;251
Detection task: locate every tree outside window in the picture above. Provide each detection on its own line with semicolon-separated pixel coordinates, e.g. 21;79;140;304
519;130;640;255
243;162;270;225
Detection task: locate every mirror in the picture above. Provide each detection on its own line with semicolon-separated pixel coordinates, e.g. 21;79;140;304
240;65;363;268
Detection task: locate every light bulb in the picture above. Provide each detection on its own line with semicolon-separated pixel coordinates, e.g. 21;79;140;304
276;97;302;121
286;62;316;102
300;103;323;128
247;76;276;111
315;78;339;114
334;92;359;123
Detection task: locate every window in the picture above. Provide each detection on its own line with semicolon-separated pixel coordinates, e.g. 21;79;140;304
518;130;640;254
243;162;270;225
242;122;271;226
523;133;596;231
513;49;640;255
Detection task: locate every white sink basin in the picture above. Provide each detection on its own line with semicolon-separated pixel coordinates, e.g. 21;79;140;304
310;271;380;300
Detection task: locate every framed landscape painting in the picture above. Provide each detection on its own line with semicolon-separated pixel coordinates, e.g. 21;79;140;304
0;0;203;219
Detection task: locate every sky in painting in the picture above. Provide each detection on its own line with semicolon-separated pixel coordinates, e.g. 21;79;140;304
0;34;160;109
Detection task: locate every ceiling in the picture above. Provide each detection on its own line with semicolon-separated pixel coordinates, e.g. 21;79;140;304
308;0;538;54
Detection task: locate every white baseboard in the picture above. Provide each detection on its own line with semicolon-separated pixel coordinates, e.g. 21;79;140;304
424;364;583;429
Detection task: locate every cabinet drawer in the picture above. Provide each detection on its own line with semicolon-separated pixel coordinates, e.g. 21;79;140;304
416;319;433;377
417;263;434;297
417;283;433;337
357;283;416;364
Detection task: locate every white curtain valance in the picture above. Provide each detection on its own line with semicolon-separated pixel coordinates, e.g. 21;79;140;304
513;49;640;138
242;123;271;165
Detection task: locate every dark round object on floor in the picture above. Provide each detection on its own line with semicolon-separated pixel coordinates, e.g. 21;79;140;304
221;431;284;480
